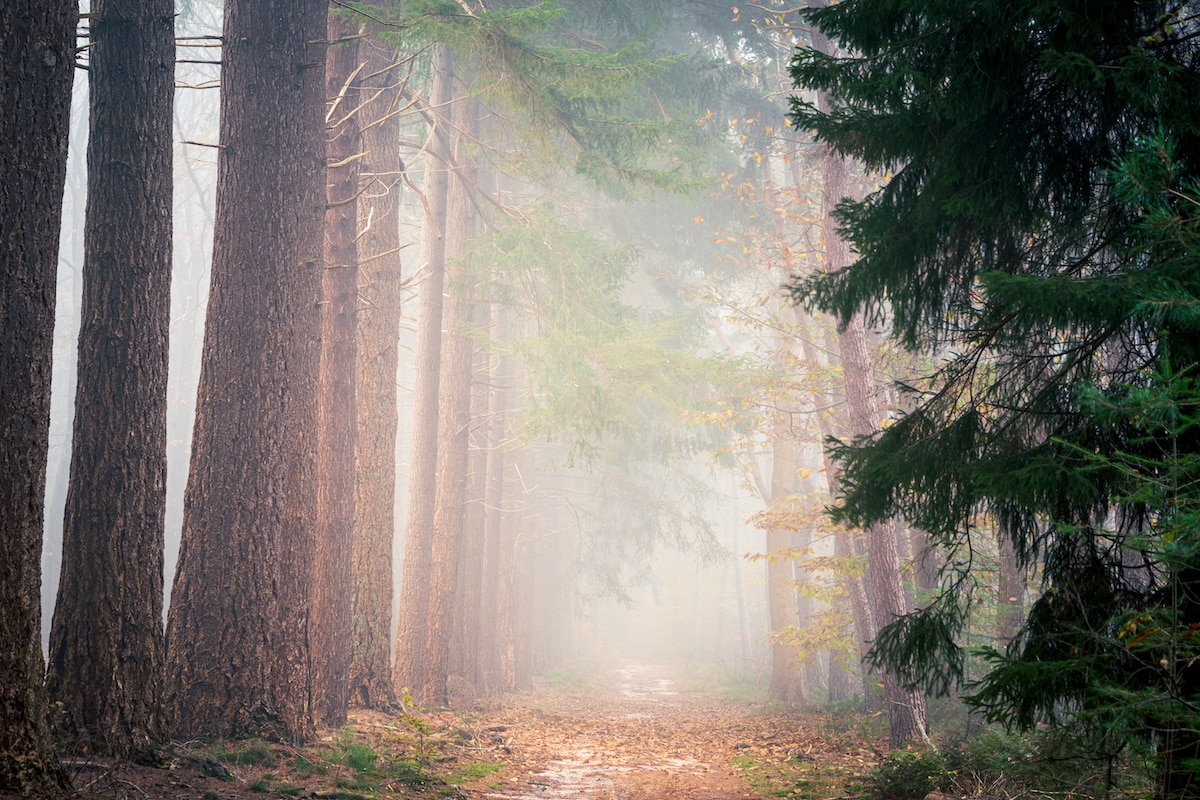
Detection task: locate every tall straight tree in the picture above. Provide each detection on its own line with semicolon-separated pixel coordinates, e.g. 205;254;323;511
350;35;405;711
46;0;174;758
164;0;327;741
0;2;75;790
394;45;453;702
424;94;479;707
312;9;362;730
810;8;928;745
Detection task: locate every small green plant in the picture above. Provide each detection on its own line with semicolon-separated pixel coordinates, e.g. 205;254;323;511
293;754;325;776
862;747;943;800
446;762;504;785
335;741;378;773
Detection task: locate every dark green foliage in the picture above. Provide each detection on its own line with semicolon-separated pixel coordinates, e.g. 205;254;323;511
864;729;1152;800
788;0;1200;791
862;747;943;800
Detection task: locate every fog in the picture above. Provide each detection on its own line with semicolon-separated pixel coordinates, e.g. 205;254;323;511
41;0;853;707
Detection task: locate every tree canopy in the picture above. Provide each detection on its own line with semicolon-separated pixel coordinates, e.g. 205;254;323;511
789;0;1200;790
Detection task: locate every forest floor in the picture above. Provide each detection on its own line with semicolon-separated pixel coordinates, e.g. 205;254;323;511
11;662;889;800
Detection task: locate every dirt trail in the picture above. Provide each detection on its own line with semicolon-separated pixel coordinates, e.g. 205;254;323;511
464;663;802;800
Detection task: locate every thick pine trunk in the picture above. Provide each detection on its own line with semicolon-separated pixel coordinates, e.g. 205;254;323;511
349;37;405;711
0;2;75;790
394;46;453;701
312;10;362;730
46;0;173;758
424;95;479;706
164;0;327;742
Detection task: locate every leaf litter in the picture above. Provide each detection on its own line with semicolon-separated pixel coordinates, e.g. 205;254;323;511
6;663;885;800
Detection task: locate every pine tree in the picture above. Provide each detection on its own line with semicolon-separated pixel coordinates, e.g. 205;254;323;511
790;0;1200;792
47;0;173;758
0;2;75;789
165;0;327;741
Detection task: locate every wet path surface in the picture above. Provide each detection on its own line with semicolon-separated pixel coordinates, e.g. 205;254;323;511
468;664;765;800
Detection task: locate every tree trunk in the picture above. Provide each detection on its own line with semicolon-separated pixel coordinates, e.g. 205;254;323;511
766;437;805;703
811;12;928;740
795;311;878;704
424;95;479;707
760;152;807;703
450;300;490;690
477;304;509;696
394;46;454;702
0;1;75;790
164;0;327;742
46;0;173;758
349;36;405;711
312;9;362;730
839;321;928;745
996;530;1024;646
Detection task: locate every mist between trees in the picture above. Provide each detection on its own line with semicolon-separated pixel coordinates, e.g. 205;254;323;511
4;1;1199;798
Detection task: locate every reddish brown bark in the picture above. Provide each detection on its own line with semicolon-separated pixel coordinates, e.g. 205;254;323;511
312;10;363;729
46;0;173;758
349;36;405;711
837;317;929;745
424;95;479;707
394;46;453;701
0;1;75;789
164;0;327;742
811;6;927;742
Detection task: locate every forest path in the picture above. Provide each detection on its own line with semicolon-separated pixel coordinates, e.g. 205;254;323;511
455;663;851;800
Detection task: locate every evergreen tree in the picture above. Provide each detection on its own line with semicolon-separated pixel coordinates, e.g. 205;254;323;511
165;0;327;741
790;0;1200;792
47;0;173;758
0;1;75;789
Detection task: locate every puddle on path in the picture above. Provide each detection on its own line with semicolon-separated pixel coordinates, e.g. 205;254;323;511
615;664;678;700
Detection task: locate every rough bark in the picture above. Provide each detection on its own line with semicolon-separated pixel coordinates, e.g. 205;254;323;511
312;9;362;730
46;0;173;758
349;36;405;711
394;46;453;701
0;1;75;790
424;95;478;707
164;0;327;742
